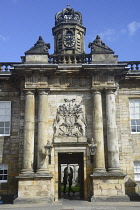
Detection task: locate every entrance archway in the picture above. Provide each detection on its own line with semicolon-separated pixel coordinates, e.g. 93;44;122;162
58;152;84;200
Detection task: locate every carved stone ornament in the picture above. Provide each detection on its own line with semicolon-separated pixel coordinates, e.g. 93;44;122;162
54;99;86;137
55;6;82;26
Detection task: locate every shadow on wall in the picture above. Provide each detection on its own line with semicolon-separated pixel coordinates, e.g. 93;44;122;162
125;178;140;201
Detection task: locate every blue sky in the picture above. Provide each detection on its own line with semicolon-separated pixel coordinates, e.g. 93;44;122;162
0;0;140;62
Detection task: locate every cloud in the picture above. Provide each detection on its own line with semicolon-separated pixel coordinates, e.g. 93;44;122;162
99;29;117;42
98;21;140;42
127;21;140;36
0;35;7;41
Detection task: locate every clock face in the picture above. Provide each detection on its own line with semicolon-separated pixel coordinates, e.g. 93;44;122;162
64;36;75;48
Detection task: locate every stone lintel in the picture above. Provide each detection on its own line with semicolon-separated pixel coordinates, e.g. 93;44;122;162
53;142;88;147
53;136;87;143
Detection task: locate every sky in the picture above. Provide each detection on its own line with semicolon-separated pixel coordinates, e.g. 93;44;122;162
0;0;140;62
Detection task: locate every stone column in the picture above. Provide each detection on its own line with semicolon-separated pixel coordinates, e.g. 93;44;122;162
37;89;50;174
92;89;106;172
106;89;120;172
22;90;35;174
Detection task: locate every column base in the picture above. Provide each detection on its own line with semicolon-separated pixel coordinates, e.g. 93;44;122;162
36;168;51;176
21;169;34;175
108;168;121;173
93;168;106;172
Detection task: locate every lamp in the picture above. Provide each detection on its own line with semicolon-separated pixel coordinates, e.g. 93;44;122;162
88;138;97;155
44;141;53;164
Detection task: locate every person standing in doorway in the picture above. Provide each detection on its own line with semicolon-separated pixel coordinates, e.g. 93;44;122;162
63;172;67;194
68;172;75;196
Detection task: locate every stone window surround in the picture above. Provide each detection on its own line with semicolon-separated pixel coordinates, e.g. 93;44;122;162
129;99;140;134
134;161;140;181
0;163;8;183
0;101;11;136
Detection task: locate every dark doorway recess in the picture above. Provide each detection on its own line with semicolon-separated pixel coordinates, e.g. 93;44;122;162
58;152;84;200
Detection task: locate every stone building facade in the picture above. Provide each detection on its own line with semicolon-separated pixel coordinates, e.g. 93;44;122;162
0;6;140;203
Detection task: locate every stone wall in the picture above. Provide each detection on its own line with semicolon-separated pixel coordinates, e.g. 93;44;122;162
0;81;20;195
118;80;140;197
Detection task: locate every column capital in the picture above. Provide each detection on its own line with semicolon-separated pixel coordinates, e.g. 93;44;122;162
105;87;117;95
91;88;103;95
38;88;50;95
24;89;35;95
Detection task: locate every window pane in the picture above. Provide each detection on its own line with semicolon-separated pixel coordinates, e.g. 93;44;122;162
5;109;10;115
4;170;7;174
5;122;10;127
0;109;4;115
5;128;9;134
132;126;136;132
130;101;135;107
0;128;4;134
135;101;140;107
137;126;140;132
0;116;6;121
5;116;10;121
5;102;10;108
3;175;7;180
131;120;136;125
0;170;3;174
0;175;2;180
0;122;4;127
0;103;5;108
136;120;140;125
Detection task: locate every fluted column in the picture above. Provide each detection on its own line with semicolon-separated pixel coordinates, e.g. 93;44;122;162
22;90;35;174
37;89;50;173
92;89;106;172
106;89;120;172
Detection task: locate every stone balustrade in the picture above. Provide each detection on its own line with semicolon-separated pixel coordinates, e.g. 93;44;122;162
0;62;21;72
119;61;140;71
0;61;140;71
48;54;92;64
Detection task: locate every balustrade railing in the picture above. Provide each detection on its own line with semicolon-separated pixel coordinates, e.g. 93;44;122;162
48;54;92;64
119;61;140;71
0;62;21;73
0;61;140;73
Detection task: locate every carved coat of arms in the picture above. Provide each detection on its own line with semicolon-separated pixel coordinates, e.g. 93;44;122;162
54;99;86;137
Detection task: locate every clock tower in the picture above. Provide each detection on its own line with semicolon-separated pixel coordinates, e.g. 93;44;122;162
52;5;86;55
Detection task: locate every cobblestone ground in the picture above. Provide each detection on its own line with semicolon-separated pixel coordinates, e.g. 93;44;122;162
0;200;140;210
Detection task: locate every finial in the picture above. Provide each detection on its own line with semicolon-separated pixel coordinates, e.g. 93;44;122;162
66;4;70;8
38;36;43;40
96;35;101;39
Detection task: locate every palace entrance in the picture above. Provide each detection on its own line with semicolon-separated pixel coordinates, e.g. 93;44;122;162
58;152;84;200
